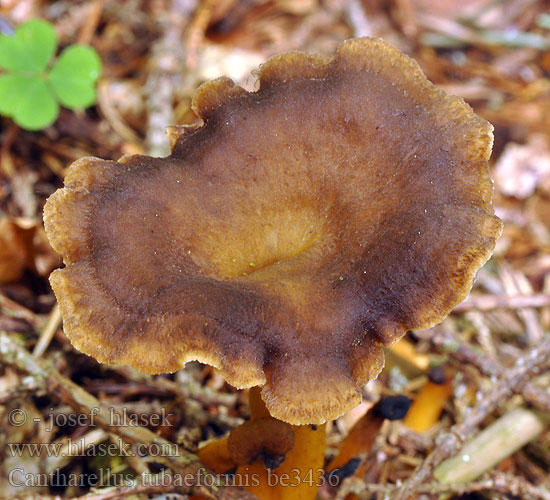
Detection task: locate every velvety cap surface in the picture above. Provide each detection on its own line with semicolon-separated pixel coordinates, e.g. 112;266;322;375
44;37;502;424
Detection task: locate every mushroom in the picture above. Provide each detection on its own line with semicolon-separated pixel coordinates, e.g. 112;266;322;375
198;387;326;500
227;416;295;468
44;36;501;496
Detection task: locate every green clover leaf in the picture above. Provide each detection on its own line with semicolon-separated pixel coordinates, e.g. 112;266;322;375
0;18;101;131
48;45;102;109
0;74;58;130
0;19;57;73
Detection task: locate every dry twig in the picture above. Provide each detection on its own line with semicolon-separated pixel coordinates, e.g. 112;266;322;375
423;327;550;412
339;471;550;500
454;293;550;312
393;334;550;500
0;332;254;500
145;0;196;157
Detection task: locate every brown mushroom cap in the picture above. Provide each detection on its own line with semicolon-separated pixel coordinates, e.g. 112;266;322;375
44;37;502;425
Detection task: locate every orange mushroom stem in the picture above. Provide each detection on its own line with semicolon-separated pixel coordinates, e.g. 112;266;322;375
227;417;295;469
404;365;453;433
197;387;326;500
196;436;234;474
327;395;411;483
235;387;326;500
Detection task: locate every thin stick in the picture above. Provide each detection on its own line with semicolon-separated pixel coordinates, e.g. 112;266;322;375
1;333;197;466
45;428;108;472
339;471;550;500
422;327;550;412
73;483;185;500
0;333;224;499
434;407;548;483
77;0;103;45
0;292;36;323
145;0;195;157
33;303;62;357
185;0;215;68
392;334;550;500
453;294;550;312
